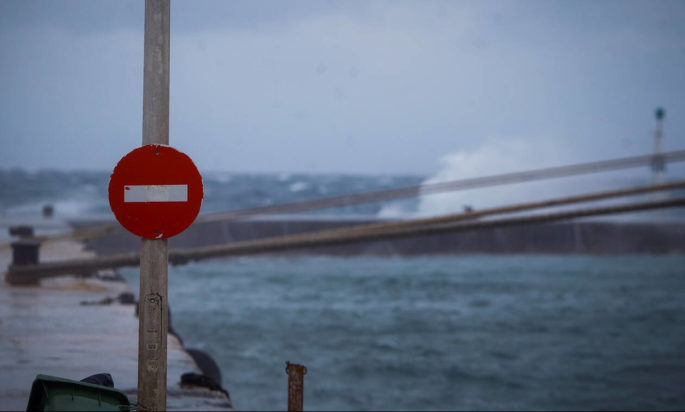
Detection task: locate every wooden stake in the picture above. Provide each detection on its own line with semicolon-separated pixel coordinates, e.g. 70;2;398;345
138;0;170;410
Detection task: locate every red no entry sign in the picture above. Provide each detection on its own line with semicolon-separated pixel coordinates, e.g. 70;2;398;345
109;145;203;239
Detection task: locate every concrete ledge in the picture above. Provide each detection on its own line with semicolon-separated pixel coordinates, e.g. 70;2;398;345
0;240;233;411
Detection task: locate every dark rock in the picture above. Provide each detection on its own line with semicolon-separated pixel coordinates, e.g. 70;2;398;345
117;292;136;304
186;348;222;385
80;292;137;306
180;372;230;401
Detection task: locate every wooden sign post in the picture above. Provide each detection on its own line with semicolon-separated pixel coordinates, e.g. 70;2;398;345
139;0;170;410
108;2;201;408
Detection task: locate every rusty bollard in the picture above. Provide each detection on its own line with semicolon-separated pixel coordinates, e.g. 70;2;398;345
286;361;307;412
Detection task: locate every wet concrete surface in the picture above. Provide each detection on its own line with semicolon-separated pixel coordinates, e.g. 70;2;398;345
0;238;233;410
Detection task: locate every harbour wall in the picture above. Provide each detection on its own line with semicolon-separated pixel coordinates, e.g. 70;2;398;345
77;218;685;256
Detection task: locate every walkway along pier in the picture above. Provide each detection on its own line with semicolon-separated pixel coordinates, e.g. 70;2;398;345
0;237;233;410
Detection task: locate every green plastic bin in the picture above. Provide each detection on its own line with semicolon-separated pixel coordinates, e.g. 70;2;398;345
26;374;132;411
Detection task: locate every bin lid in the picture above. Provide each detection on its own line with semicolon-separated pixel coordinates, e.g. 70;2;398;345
26;374;131;412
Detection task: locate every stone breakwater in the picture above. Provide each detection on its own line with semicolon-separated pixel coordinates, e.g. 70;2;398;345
78;218;685;256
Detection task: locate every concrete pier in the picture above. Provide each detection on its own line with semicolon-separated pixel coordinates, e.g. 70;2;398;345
77;217;685;256
0;238;233;410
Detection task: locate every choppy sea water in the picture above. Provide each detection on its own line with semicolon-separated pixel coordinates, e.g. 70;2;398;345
0;170;422;220
120;255;685;411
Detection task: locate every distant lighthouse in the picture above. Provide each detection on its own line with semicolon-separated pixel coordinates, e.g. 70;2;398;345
651;107;666;184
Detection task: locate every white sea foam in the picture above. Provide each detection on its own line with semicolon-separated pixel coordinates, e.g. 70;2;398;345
289;181;310;192
206;171;233;183
380;139;653;219
377;203;413;219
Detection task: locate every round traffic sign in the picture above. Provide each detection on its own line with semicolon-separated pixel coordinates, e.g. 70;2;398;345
108;145;203;239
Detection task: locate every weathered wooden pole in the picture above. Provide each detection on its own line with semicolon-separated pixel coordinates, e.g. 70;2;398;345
138;0;170;410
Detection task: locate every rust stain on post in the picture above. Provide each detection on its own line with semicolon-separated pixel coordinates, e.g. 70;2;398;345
286;361;307;412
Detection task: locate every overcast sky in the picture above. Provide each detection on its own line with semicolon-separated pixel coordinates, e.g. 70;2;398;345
0;0;683;174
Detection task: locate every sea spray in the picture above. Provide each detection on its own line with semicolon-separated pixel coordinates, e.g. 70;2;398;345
382;141;665;220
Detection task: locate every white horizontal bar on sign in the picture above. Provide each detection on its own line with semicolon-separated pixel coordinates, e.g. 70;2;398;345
124;185;188;203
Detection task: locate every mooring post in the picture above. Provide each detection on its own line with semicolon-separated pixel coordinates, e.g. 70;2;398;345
6;238;41;285
286;361;307;412
10;240;40;266
138;0;170;410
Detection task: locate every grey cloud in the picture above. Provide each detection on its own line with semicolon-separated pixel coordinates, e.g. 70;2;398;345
1;0;684;174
